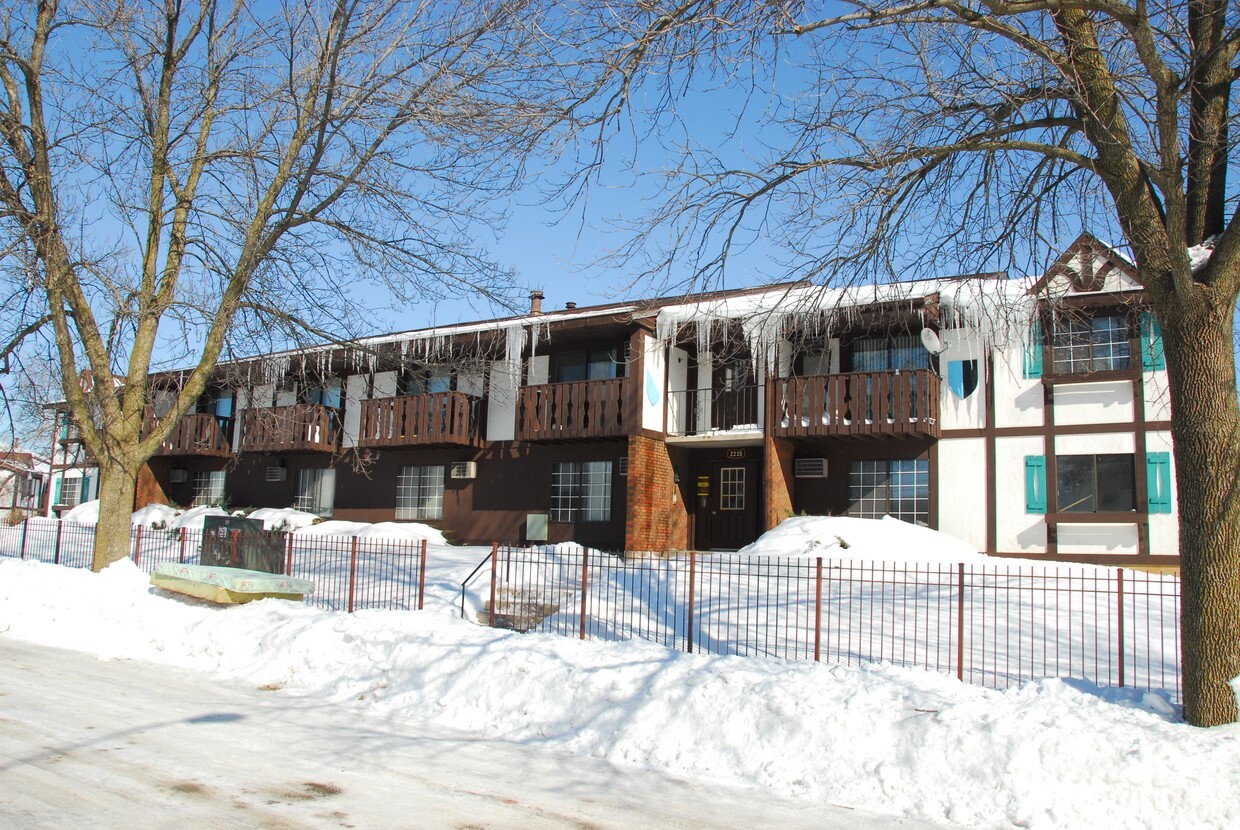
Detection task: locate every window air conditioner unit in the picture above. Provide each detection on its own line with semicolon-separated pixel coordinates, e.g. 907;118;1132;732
618;456;629;476
169;469;188;484
450;461;477;479
793;458;828;479
265;465;287;482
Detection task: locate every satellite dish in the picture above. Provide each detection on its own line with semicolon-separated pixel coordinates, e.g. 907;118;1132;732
919;328;945;355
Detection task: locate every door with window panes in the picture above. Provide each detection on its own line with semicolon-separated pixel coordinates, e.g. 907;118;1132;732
693;459;760;550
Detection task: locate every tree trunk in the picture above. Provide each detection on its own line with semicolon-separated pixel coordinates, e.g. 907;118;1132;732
1163;300;1240;726
92;465;138;572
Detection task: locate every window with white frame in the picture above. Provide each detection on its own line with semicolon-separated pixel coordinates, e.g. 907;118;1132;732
719;466;746;510
1052;314;1130;373
396;465;444;520
295;468;336;516
848;459;929;525
550;461;612;522
57;476;82;507
192;471;226;506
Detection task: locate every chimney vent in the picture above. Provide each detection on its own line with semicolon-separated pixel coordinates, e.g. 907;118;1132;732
529;290;544;315
565;301;577;310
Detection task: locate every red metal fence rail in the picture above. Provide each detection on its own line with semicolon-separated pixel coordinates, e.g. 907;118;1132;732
483;546;1182;702
0;518;426;613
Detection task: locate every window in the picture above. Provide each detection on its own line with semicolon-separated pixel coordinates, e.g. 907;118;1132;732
301;379;343;407
1057;454;1135;513
849;335;929;372
398;366;453;396
550;461;613;522
57;476;82;507
554;348;621;383
295;468;336;516
396;465;444;520
848;459;929;525
720;467;746;510
1052;314;1130;373
192;471;226;507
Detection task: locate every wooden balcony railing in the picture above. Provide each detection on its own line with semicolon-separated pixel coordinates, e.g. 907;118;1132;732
357;391;484;448
148;413;233;457
238;404;339;453
769;370;941;439
517;377;631;441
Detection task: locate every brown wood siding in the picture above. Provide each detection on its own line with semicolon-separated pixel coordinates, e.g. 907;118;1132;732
147;414;232;457
770;370;941;439
517;378;632;441
238;404;339;453
357;392;484;448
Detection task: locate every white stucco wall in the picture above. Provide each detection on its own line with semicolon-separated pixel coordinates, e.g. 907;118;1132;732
486;362;518;442
995;434;1047;554
641;335;667;432
341;375;365;448
992;345;1044;429
935;437;987;552
937;330;986;431
1052;381;1133;426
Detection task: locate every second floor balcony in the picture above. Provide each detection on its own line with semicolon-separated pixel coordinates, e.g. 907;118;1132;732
148;413;233;457
517;377;631;441
357;391;484;448
770;369;941;440
238;404;339;453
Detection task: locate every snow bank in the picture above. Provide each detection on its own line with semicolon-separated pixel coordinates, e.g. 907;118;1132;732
739;515;986;563
60;500;101;524
169;505;229;530
0;557;1232;830
130;503;179;529
296;519;448;545
246;507;321;531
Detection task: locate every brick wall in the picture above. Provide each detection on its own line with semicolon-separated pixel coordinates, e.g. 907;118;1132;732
764;435;795;531
625;434;689;551
135;463;170;508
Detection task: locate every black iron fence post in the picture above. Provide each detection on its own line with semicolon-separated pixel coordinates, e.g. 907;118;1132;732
814;557;823;662
1117;569;1126;689
488;542;498;627
579;548;589;640
347;536;358;613
19;519;28;559
956;563;966;682
417;539;427;610
54;521;63;565
686;552;696;653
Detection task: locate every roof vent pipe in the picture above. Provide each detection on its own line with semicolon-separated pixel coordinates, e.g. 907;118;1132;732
565;302;577;309
529;290;544;315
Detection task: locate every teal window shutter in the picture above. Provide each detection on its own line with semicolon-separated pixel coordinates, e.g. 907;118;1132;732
1023;320;1044;379
52;477;62;505
1140;311;1166;371
1146;452;1172;513
1025;455;1047;514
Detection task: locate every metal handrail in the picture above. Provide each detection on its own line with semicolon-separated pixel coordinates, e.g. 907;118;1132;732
460;542;497;619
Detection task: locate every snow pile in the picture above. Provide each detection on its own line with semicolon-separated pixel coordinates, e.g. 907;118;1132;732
169;505;229;530
246;507;321;531
0;556;1233;830
60;500;101;524
130;503;179;529
297;519;447;545
739;515;986;563
1188;237;1215;274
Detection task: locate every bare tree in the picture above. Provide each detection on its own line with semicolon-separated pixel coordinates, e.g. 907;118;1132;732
0;1;587;571
575;2;1240;725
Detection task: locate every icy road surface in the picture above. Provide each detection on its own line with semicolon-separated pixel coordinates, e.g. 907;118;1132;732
0;638;942;829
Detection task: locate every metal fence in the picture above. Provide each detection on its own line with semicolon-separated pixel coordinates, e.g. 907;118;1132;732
475;545;1182;702
0;517;427;613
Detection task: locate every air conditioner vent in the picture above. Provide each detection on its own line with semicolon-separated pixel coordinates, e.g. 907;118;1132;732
169;469;188;484
793;458;828;479
265;466;287;482
618;457;628;476
450;461;477;479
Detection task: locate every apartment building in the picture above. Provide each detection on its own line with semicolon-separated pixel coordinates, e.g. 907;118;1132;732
81;233;1174;565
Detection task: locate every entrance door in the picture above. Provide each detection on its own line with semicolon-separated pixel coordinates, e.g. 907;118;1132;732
693;460;760;550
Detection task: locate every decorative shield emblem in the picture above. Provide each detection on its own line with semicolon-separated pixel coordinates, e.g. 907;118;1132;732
645;370;661;406
947;360;979;399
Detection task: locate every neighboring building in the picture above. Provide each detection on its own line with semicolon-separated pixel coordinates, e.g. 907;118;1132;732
0;451;46;520
113;233;1174;565
44;409;100;517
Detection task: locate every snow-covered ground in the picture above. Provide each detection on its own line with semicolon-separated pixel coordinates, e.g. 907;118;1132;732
0;521;1235;829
